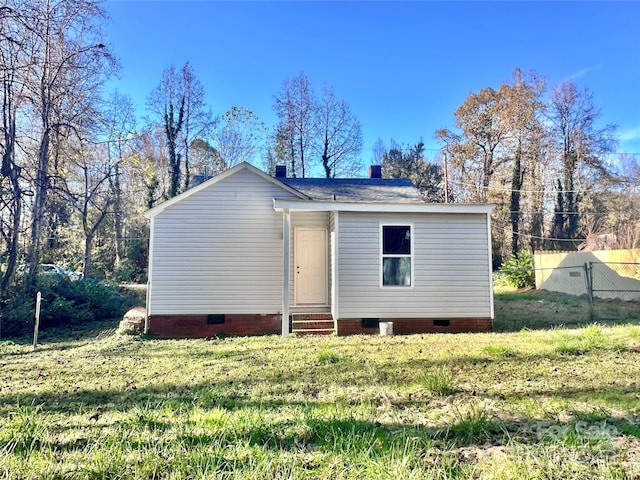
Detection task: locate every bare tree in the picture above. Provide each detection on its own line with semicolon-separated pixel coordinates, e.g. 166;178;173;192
101;91;137;269
315;84;363;178
61;138;115;278
17;0;115;279
498;68;546;255
147;62;210;197
548;81;617;240
137;126;168;209
211;106;268;168
0;3;26;295
147;65;184;199
580;153;640;250
273;72;316;177
371;138;386;166
179;63;211;190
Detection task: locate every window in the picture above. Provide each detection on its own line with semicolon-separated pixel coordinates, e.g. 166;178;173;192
381;225;412;286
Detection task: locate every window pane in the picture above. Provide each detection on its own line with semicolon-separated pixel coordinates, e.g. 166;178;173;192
383;257;411;286
383;226;411;254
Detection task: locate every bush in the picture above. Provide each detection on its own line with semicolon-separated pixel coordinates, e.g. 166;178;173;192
0;276;138;338
497;250;535;289
111;258;147;284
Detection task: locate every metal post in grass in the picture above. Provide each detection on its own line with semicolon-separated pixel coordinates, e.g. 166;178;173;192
33;291;42;351
583;262;594;322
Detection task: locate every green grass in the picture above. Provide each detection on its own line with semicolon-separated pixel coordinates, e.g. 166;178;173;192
2;325;640;479
419;366;456;396
1;290;640;479
493;289;640;332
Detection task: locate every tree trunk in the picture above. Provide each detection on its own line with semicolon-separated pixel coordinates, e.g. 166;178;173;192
0;150;22;296
298;135;306;178
322;137;331;178
563;152;578;238
164;98;185;198
28;10;53;282
83;233;94;279
510;142;523;256
529;180;544;251
480;146;495;203
27;124;50;276
113;161;123;268
81;197;113;279
551;178;565;245
0;71;21;294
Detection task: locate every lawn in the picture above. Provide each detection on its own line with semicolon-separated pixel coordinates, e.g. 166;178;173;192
494;288;640;332
1;291;639;479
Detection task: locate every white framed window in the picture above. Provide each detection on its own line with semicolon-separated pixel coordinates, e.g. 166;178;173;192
380;224;413;287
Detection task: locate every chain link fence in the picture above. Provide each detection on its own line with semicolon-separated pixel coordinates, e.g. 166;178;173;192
499;261;640;326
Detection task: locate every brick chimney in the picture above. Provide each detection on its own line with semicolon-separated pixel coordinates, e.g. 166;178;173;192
275;165;287;178
369;165;382;179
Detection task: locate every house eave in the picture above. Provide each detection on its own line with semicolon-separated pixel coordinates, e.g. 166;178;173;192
273;199;495;214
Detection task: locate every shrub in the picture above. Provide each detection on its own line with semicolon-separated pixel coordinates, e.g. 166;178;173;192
111;258;147;284
0;276;137;337
498;250;535;289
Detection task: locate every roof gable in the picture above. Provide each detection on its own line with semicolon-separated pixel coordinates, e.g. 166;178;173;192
144;162;308;218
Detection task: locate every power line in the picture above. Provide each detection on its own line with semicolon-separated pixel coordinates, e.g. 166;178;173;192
492;224;584;243
447;178;640;195
361;145;640;155
496;209;636;217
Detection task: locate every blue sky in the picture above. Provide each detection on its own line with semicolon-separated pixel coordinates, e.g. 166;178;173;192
104;1;640;166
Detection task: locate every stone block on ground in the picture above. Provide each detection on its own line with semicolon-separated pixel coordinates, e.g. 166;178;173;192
118;306;146;333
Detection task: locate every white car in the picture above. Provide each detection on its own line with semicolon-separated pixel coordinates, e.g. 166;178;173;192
18;264;83;281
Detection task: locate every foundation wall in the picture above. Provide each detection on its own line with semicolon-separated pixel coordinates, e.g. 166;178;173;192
337;318;493;336
148;314;281;338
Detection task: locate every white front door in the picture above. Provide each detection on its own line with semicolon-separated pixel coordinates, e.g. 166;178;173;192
295;229;328;305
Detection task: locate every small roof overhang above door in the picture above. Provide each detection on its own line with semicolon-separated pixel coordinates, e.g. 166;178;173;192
273;199;494;214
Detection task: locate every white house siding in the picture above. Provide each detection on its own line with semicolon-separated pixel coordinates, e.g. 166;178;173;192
337;212;492;319
288;211;330;306
330;212;338;318
149;168;299;315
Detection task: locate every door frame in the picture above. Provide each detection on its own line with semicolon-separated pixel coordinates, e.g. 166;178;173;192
294;228;329;305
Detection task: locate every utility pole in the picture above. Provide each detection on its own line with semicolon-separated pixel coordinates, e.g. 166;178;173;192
443;152;449;203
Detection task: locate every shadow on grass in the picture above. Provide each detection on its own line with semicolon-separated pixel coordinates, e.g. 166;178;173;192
0;327;124;362
0;319;120;346
2;378;638;477
1;371;638;433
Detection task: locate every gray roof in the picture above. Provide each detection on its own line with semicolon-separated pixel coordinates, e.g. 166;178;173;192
279;178;425;203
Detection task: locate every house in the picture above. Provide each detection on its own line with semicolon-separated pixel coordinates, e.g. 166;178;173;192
144;162;494;338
